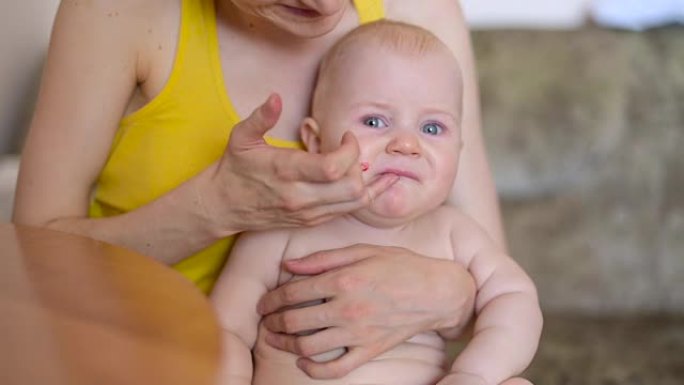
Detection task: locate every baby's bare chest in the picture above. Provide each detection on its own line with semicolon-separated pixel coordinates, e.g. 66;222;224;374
279;221;456;285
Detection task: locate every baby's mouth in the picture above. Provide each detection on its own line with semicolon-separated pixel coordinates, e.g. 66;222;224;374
378;168;420;182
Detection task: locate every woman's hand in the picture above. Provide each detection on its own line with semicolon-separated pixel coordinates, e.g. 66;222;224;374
256;244;477;379
203;94;398;235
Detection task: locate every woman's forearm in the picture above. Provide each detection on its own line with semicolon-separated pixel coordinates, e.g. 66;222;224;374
15;163;234;265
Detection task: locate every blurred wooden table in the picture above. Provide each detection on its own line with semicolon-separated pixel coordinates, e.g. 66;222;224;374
0;223;220;385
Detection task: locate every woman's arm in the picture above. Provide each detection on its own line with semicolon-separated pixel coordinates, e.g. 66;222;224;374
13;0;228;263
387;0;507;249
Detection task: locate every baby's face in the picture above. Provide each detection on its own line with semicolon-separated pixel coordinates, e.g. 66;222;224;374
311;44;463;227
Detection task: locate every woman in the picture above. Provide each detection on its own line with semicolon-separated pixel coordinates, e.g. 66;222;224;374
13;1;528;383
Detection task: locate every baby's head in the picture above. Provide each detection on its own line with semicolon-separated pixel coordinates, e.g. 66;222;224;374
301;20;464;227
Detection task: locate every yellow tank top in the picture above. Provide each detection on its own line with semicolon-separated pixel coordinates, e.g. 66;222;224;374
89;0;385;294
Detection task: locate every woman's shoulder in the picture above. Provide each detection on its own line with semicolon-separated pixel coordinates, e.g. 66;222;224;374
383;0;466;49
52;0;179;52
54;0;179;48
57;0;174;23
384;0;464;25
65;0;175;13
55;0;182;87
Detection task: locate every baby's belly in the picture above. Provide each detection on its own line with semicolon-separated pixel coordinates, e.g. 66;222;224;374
252;324;448;385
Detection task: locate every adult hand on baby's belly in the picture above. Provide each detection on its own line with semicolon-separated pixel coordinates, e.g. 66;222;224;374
253;328;447;385
257;245;476;379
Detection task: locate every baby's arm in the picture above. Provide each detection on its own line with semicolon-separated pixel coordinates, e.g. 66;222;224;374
210;230;291;385
446;214;543;385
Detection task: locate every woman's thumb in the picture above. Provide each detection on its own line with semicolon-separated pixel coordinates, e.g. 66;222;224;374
229;93;282;149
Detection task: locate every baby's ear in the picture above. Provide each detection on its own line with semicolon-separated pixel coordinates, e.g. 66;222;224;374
300;117;322;154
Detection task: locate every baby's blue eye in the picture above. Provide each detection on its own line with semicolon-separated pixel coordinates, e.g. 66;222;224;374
421;122;443;136
363;116;387;128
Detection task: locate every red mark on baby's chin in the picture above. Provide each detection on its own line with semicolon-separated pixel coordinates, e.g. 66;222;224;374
360;162;369;172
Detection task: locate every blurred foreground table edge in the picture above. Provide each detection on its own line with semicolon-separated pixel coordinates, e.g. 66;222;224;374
0;223;221;385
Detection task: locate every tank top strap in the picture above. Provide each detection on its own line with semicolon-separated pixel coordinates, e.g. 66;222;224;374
353;0;385;24
168;0;232;120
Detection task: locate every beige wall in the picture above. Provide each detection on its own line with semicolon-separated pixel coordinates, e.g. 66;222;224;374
0;0;60;154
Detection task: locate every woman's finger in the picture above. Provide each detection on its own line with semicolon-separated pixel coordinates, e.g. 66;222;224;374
285;175;367;209
257;272;339;314
274;131;361;183
262;327;351;358
306;171;398;209
284;175;398;226
296;346;374;379
283;244;382;276
365;171;400;200
285;172;399;220
228;93;282;150
261;301;337;334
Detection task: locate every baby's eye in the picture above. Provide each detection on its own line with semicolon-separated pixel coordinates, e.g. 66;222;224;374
363;116;387;128
421;122;444;136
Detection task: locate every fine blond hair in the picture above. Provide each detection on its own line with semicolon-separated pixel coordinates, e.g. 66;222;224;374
312;20;458;115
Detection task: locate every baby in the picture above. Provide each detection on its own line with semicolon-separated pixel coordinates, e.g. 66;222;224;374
211;20;542;385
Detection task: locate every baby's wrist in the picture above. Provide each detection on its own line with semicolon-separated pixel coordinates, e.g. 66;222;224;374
441;371;489;385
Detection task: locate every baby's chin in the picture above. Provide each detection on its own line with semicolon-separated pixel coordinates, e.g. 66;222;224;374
350;192;438;229
349;209;416;229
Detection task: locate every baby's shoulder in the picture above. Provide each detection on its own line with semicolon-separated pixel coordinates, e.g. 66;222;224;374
429;206;496;250
429;205;481;229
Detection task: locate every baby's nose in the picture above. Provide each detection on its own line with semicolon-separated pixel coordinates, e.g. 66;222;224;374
386;132;421;157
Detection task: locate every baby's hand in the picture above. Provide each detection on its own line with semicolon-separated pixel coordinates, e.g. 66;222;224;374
437;372;488;385
437;373;534;385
